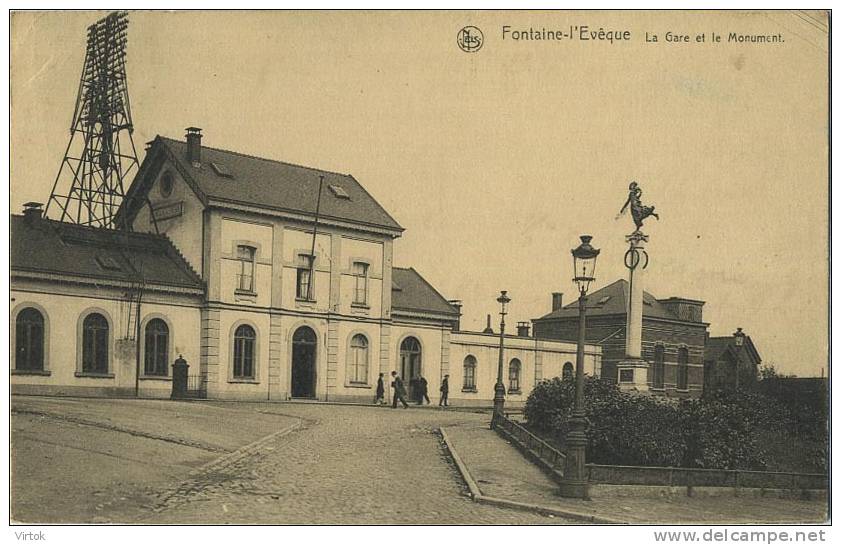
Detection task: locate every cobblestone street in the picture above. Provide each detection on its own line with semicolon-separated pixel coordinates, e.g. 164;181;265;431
12;397;570;524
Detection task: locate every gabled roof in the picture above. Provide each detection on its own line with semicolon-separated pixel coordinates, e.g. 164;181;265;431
534;279;683;322
123;136;403;234
10;215;204;291
391;267;460;317
705;335;762;365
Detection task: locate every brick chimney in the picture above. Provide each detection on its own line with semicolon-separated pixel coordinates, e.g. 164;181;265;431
185;127;202;167
23;202;43;224
517;321;530;337
552;292;564;312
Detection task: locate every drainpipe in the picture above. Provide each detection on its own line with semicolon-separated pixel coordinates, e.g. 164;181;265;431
134;297;142;397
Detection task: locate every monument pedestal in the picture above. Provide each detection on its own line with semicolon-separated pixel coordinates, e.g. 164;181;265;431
616;358;650;392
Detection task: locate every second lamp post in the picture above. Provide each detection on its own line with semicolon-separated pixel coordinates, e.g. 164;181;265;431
558;235;600;499
491;290;511;428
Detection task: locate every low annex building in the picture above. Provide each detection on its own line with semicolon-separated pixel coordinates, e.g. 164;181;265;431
703;328;762;394
11;129;601;406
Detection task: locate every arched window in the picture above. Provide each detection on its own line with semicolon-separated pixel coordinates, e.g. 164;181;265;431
144;319;169;376
347;334;369;384
233;324;256;379
463;355;477;391
677;346;689;390
653;344;665;389
82;313;109;374
508;358;521;392
562;362;574;381
15;308;44;371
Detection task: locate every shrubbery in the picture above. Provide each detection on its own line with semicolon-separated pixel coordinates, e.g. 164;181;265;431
523;377;822;471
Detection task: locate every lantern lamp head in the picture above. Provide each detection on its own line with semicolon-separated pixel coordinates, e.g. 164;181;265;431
571;235;600;295
496;290;511;315
734;327;745;347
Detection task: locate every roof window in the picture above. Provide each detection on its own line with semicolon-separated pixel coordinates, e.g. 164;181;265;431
210;162;234;178
96;255;122;271
328;184;350;199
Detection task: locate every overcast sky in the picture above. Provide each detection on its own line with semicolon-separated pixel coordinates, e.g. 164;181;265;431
11;11;828;376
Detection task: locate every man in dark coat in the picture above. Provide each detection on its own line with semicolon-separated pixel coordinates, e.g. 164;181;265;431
439;374;449;407
375;373;385;405
418;376;430;405
391;371;409;409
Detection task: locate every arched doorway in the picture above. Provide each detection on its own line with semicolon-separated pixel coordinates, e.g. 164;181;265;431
400;336;422;401
291;326;317;398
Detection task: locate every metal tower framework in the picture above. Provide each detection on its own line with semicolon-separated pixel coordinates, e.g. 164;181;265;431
45;11;139;228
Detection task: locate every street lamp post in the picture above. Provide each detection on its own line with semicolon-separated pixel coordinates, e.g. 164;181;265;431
491;290;511;429
734;327;745;392
558;235;600;499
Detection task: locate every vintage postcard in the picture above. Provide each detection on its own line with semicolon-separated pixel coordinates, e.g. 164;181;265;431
8;9;830;535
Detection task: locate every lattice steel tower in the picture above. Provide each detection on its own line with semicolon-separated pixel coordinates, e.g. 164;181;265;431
45;11;139;228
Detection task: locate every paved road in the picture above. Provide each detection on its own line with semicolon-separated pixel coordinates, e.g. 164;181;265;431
12;397;568;524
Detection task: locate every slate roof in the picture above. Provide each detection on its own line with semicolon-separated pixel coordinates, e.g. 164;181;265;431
705;335;762;365
10;215;204;291
534;279;687;322
391;267;460;317
124;136;403;234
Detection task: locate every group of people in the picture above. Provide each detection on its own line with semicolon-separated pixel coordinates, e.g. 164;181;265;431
375;372;450;408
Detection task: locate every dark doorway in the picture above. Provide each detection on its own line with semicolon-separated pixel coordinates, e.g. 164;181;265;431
400;336;421;401
291;326;317;398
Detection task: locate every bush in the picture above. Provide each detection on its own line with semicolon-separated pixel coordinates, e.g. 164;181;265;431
524;377;806;470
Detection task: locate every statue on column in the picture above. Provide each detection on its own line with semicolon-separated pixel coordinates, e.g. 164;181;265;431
618;181;659;232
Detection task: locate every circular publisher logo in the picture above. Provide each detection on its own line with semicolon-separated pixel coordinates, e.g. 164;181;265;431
457;26;484;53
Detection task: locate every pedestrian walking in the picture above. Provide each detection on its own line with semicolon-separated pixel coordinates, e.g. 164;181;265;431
418;376;430;405
390;371;409;409
375;373;385;405
439;374;449;407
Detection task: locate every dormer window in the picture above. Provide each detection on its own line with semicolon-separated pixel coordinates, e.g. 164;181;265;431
236;245;256;293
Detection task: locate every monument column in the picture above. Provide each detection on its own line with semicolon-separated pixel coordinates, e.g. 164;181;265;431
616;230;650;392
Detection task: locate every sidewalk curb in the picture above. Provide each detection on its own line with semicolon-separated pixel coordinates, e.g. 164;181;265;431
440;426;627;525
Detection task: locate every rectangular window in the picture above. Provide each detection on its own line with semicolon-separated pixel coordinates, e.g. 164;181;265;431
352;262;369;305
619;369;634;383
653;345;665;389
236;246;255;292
296;254;314;300
677;347;689;390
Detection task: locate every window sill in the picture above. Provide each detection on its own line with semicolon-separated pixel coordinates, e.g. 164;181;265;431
351;303;370;309
295;297;317;304
345;383;371;389
461;388;478;393
75;372;115;379
234;289;257;297
508;389;522;395
11;369;51;376
140;375;171;381
228;378;259;384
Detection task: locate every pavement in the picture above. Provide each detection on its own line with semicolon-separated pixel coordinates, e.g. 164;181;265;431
443;423;829;525
11;396;570;524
